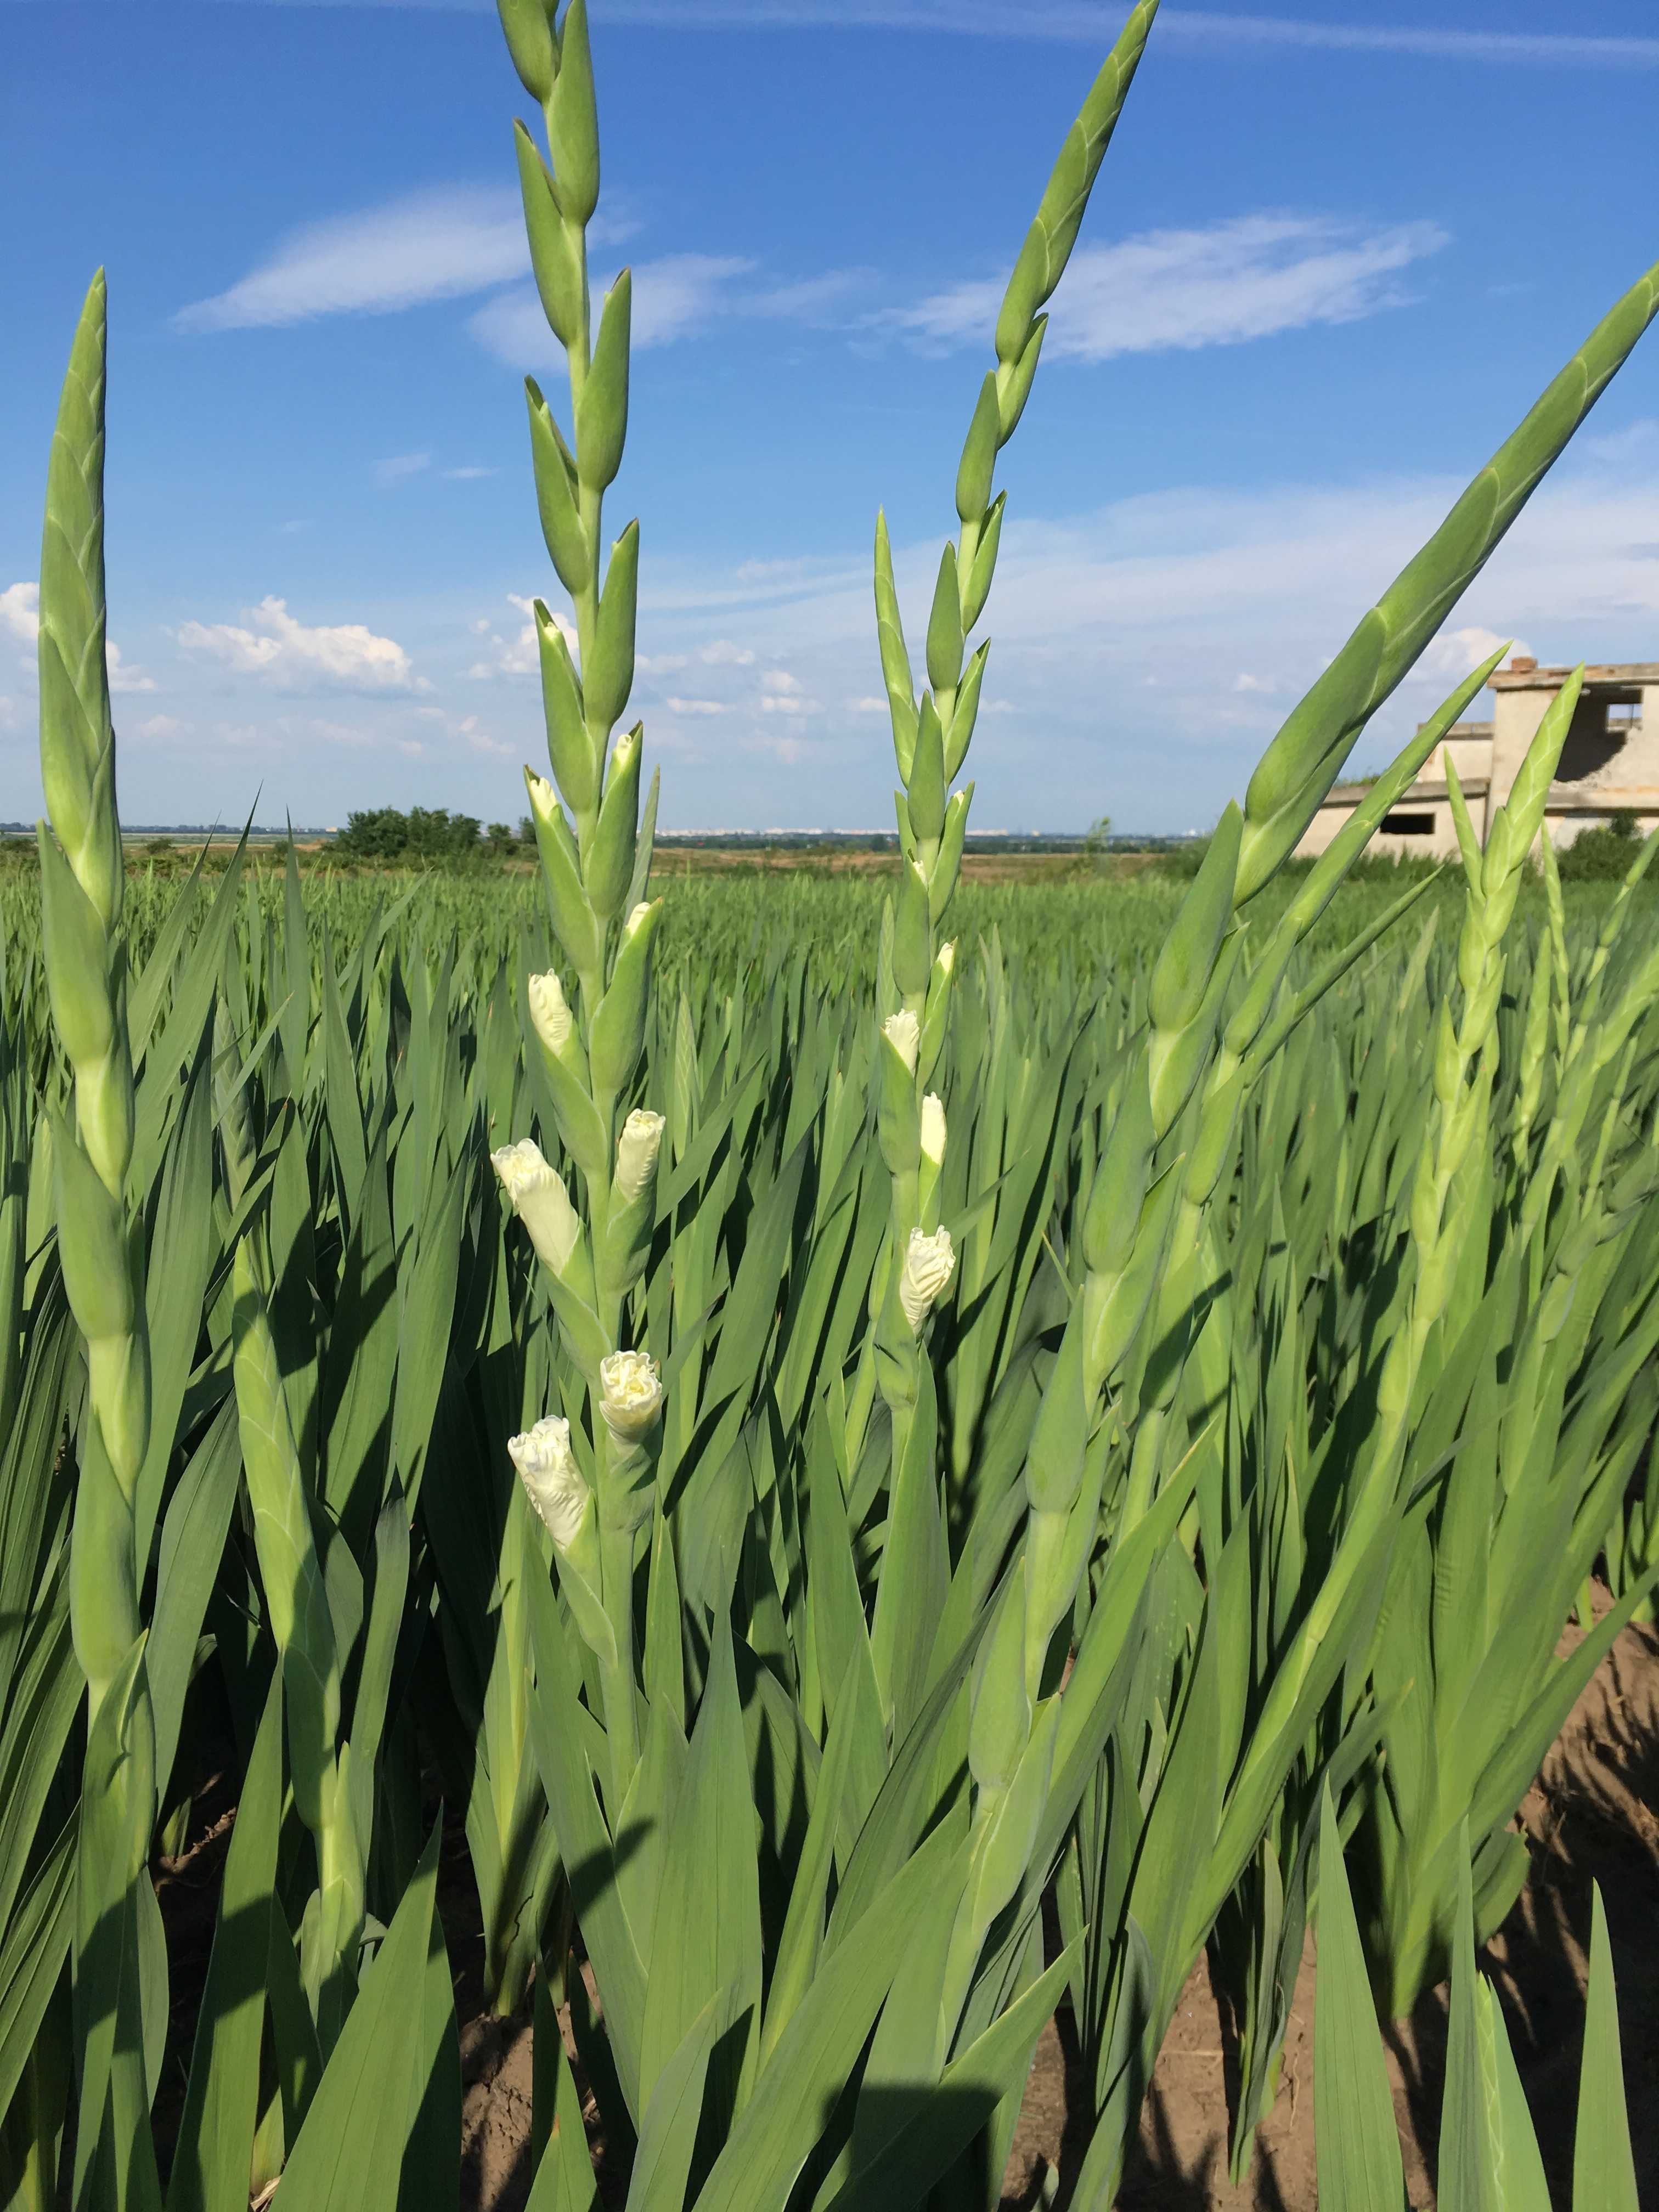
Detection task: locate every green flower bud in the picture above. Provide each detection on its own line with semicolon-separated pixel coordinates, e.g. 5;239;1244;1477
526;770;603;978
874;510;918;781
925;543;964;695
918;1092;946;1226
526;380;590;596
918;939;955;1089
960;495;1005;636
576;270;630;495
1148;803;1241;1036
36;639;97;890
893;860;932;999
38;830;114;1073
514;124;582;347
585;521;639;731
548;0;600;223
1082;1071;1154;1277
877;1015;922;1176
52;1111;133;1341
946;643;988;782
1025;1311;1087;1515
586;723;641;922
929;785;972;927
969;1699;1059;1936
995;227;1046;368
907;694;946;843
497;0;555;103
600;1105;663;1295
535;599;596;812
955;372;1001;526
589;898;659;1093
968;1573;1031;1794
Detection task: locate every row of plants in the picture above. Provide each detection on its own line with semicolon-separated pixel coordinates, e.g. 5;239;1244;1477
7;1;1659;2204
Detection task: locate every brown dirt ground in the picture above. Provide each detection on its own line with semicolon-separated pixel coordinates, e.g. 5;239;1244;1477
446;1606;1659;2210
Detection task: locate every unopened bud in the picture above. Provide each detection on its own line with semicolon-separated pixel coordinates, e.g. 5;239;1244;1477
526;769;558;826
899;1224;955;1335
528;969;574;1057
615;1107;664;1201
624;900;653;939
920;1092;946;1167
599;1347;663;1440
492;1138;581;1275
883;1009;919;1076
508;1416;592;1551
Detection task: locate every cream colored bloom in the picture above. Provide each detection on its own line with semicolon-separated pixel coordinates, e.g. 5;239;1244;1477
528;969;574;1055
624;901;653;940
526;770;558;825
899;1224;955;1335
920;1092;947;1167
936;940;955;979
883;1009;919;1075
508;1416;591;1550
491;1138;580;1274
616;1108;665;1201
599;1348;663;1438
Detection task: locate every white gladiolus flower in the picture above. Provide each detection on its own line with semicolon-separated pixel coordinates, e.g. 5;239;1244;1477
526;770;558;825
920;1092;947;1167
900;1224;955;1335
883;1009;920;1075
624;901;653;940
491;1138;581;1274
616;1108;665;1201
936;940;956;978
508;1415;591;1550
528;969;574;1055
600;1348;663;1438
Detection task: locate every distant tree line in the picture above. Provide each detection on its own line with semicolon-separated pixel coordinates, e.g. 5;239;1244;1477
331;808;522;862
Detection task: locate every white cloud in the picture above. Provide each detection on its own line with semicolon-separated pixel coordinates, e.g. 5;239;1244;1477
134;714;189;740
376;452;431;487
893;214;1448;363
637;652;690;675
177;597;419;691
761;669;801;693
1409;624;1530;684
468;594;575;679
0;697;18;731
1;583;38;645
176;186;531;331
4;581;150;689
443;465;498;480
847;695;890;713
665;697;728;715
700;639;756;665
501;3;1659;69
107;645;156;694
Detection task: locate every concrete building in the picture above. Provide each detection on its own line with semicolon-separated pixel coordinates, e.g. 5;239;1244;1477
1296;656;1659;861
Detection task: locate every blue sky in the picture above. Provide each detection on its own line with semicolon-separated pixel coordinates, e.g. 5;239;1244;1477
6;3;1659;833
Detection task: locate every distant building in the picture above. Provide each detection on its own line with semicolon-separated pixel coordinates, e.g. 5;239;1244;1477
1296;655;1659;860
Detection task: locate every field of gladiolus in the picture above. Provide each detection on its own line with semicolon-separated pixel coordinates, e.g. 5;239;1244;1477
9;3;1659;2207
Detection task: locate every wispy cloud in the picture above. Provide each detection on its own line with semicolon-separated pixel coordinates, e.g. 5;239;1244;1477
443;464;499;480
470;254;757;363
188;2;1659;70
177;596;421;691
893;213;1448;362
375;451;431;487
176;185;528;331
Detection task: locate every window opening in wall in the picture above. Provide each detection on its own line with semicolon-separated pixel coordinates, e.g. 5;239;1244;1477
1380;811;1434;835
